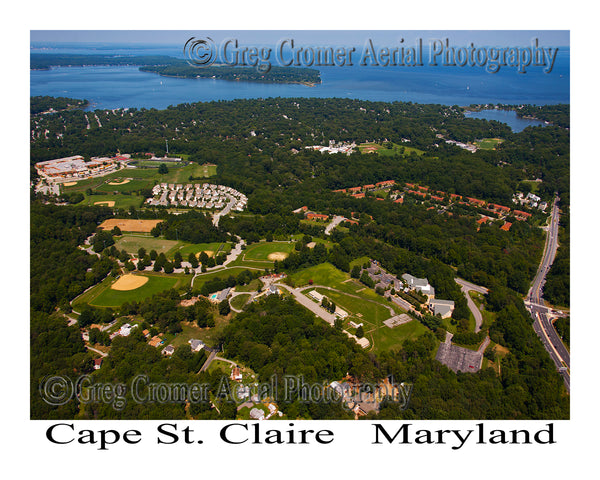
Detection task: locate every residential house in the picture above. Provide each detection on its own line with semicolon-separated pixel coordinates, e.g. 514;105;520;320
162;345;175;356
189;339;205;352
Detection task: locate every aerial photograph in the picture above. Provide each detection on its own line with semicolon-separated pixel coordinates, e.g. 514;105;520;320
30;29;570;423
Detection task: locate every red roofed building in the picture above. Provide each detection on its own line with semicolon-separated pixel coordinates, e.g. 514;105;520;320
489;203;511;213
348;186;362;193
476;216;491;231
333;189;347;193
513;210;532;220
500;222;512;231
351;193;365;199
405;183;416;188
431;195;444;202
394;198;404;204
306;213;329;221
450;193;462;201
363;184;376;191
418;185;429;192
376;180;396;188
467;197;486;207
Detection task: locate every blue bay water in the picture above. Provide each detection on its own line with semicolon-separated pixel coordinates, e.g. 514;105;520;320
464;109;547;132
30;42;570;114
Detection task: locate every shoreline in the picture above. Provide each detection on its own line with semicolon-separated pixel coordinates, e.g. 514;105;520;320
141;70;321;87
462;106;554;126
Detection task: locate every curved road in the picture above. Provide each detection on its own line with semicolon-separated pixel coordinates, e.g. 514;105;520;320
455;278;488;333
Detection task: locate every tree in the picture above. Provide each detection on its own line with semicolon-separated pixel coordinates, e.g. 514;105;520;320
199;251;209;265
188;252;199;268
78;308;96;328
173;251;183;268
158;163;169;174
163;261;174;274
219;300;231;316
92;231;114;253
111;226;122;236
356;325;364;338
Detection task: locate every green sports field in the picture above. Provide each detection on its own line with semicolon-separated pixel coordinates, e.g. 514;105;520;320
115;235;180;257
80;193;144;209
474;138;503;150
174;242;231;259
78;273;186;308
359;142;425;157
242;241;295;261
114;236;231;260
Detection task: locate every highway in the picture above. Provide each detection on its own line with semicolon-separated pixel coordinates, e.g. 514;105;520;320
525;196;570;391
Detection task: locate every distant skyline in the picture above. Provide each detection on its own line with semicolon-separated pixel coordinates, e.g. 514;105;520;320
30;30;570;47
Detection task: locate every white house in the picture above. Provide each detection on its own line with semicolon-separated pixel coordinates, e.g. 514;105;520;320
189;339;205;352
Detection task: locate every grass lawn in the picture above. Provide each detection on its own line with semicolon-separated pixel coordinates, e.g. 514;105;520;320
520;179;542;194
290;262;350;289
192;267;263;292
312;288;394;329
349;256;371;270
207;359;232;376
83;273;185;308
306;286;426;353
230;294;252;310
289;262;428;352
359;142;425;157
61;168;158;194
175;242;231;260
242;241;295;261
195;313;231;349
370;319;429;353
475;138;504;150
115;235;180;257
226;254;274;270
235;278;263;293
163;163;217;183
169;322;208;348
95;179;153;193
288;234;334;249
115;236;232;261
78;193;144;209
